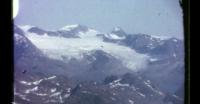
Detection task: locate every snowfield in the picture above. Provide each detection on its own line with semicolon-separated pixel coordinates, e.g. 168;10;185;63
22;27;149;71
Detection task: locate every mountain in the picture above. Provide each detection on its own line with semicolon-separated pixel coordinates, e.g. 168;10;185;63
104;27;127;40
111;27;127;36
14;25;40;60
66;73;182;104
14;24;184;104
102;32;184;94
24;24;95;38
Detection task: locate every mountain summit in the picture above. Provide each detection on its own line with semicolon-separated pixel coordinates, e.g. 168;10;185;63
60;24;89;32
111;27;127;37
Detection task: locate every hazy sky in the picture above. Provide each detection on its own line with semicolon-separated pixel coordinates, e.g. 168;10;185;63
15;0;183;39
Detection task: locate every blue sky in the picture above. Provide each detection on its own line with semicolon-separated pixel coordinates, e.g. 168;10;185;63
15;0;183;39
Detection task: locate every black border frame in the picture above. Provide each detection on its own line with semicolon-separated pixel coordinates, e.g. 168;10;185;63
0;0;190;103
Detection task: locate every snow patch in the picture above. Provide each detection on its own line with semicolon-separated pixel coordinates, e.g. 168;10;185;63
64;93;70;98
67;88;71;93
35;93;48;96
146;43;155;49
149;58;158;62
12;102;20;104
150;35;171;40
50;92;61;97
82;91;90;94
59;95;64;103
105;33;125;40
109;79;130;88
56;83;60;86
60;24;79;31
173;53;177;58
173;94;183;101
20;81;32;86
46;76;56;80
173;39;178;42
128;99;135;104
20;75;56;87
137;92;146;97
111;97;116;101
131;86;137;91
25;86;38;94
113;27;121;31
33;79;43;85
144;80;164;96
51;88;57;93
112;93;116;96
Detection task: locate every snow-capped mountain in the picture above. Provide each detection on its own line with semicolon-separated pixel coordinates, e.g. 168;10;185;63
103;27;127;40
14;24;184;104
18;25;149;71
111;27;127;36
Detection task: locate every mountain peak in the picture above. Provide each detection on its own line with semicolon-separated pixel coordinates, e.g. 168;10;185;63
149;35;171;40
18;25;35;32
60;24;89;31
112;27;123;32
60;24;79;31
110;27;127;37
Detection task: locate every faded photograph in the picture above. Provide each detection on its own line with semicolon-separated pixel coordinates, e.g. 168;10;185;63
13;0;184;104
